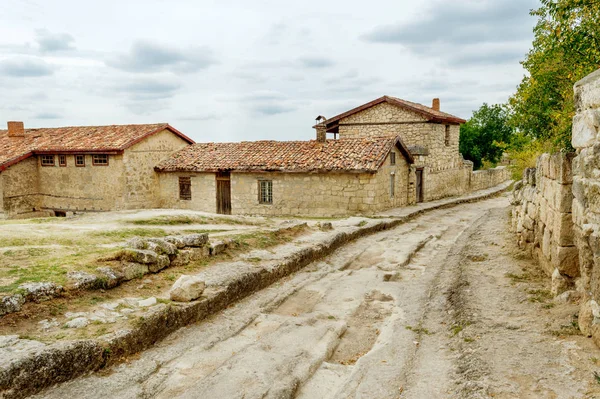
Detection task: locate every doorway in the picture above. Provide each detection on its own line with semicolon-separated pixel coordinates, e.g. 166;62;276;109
216;172;231;215
415;169;424;203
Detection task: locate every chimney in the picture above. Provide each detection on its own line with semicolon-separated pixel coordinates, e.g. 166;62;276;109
7;121;25;137
316;125;326;142
432;98;440;111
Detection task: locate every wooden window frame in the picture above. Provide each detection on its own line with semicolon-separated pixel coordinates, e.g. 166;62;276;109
179;176;192;201
258;180;273;205
390;152;396;166
59;155;67;167
75;155;85;167
92;154;109;166
41;155;55;167
445;125;451;146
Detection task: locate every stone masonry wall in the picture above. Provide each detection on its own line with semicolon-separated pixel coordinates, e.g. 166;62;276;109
571;69;600;342
512;154;578;295
470;166;512;193
334;102;492;201
158;149;414;217
1;157;42;218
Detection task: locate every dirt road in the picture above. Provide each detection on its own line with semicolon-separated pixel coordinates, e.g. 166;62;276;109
35;196;600;398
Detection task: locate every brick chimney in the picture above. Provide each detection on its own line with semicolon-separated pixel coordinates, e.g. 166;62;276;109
7;121;25;137
432;98;440;111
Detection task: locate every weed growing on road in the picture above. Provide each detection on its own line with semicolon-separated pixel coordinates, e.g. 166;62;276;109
130;215;257;226
405;325;433;335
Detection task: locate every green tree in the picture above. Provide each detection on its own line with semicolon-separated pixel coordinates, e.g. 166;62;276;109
510;0;600;150
459;104;514;170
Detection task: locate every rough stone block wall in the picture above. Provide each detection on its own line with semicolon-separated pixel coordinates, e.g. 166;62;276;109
158;172;217;213
571;69;600;342
511;153;577;293
470;166;511;192
1;157;43;218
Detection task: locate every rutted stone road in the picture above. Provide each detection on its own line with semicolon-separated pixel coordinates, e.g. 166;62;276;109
36;196;600;398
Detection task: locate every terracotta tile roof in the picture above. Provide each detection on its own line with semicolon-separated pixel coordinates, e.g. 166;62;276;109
156;136;413;174
0;123;194;171
315;95;466;128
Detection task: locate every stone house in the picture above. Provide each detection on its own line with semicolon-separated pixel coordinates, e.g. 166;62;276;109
155;136;415;217
0;122;193;218
314;96;469;201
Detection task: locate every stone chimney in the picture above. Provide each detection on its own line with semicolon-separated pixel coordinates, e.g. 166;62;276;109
316;125;326;142
7;121;25;137
432;98;440;111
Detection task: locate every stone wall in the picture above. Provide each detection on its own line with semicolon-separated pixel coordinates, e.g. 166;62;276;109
512;154;578;294
123;129;189;209
158;149;414;217
336;102;481;201
37;154;127;212
1;157;43;218
1;129;188;217
470;166;511;192
571;69;600;341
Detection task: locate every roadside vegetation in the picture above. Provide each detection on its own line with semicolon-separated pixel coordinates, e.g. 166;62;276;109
460;0;600;179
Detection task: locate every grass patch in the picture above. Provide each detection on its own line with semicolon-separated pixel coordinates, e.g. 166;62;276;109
231;226;306;250
90;228;168;240
527;289;552;303
129;215;256;226
549;317;581;337
405;325;432;335
450;320;472;336
505;272;531;283
356;220;368;227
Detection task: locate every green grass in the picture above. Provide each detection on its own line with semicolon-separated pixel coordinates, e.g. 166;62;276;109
405;325;432;335
356;220;368;227
527;289;552;303
90;228;168;239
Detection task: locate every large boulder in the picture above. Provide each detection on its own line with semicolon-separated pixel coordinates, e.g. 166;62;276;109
67;271;98;290
181;233;209;248
169;275;206;302
0;294;25;316
148;255;170;273
121;249;158;264
146;238;178;255
164;236;186;249
18;282;63;303
580;299;600;337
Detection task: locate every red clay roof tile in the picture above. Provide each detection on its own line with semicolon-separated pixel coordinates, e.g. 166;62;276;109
0;123;193;170
156;136;413;173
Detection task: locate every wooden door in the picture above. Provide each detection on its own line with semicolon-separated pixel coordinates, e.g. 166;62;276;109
416;169;424;203
216;172;231;215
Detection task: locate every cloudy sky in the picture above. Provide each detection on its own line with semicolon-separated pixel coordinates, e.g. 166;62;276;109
0;0;539;142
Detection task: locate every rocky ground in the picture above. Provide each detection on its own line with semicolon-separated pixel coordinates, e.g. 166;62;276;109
31;194;600;399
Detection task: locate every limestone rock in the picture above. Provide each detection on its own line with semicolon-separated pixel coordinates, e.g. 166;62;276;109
551;268;570;296
148;255;170;273
572;110;599;150
0;294;25;316
18;282;63;303
118;262;149;280
67;271;98;290
138;297;157;307
147;238;178;255
189;247;210;260
181;233;209;247
65;317;89;329
552;246;579;278
169;275;206;302
127;238;148;250
38;319;60;330
554;290;578;304
122;249;158;264
96;266;124;288
210;240;229;256
579;299;600;337
171;249;192;267
164;236;186;249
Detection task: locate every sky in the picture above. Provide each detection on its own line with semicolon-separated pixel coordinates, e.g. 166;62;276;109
0;0;540;143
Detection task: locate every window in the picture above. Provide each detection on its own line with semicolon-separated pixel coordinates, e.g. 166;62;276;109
92;154;109;166
445;125;451;146
258;180;273;204
390;152;396;165
179;177;192;200
390;174;395;198
59;155;67;167
41;155;55;166
75;155;85;167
